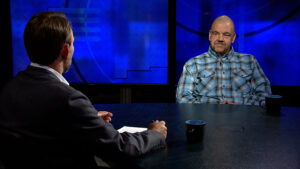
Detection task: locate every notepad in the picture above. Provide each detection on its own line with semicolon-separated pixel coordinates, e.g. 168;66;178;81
118;126;147;133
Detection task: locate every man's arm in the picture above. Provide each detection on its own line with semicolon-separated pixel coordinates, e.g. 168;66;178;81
67;90;166;157
176;65;199;103
245;58;272;106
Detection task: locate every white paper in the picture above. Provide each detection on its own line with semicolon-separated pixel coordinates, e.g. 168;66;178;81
118;126;147;133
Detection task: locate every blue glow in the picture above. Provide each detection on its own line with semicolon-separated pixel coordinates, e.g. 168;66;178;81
11;0;168;84
176;0;300;86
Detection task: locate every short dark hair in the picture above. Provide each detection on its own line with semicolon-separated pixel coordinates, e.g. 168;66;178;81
24;11;72;65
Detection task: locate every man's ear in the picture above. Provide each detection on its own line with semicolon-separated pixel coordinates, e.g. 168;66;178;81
61;44;69;60
231;33;236;43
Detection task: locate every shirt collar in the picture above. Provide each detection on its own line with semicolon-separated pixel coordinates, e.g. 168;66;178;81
208;46;234;60
30;62;69;85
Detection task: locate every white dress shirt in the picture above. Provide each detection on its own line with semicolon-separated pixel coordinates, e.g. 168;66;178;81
30;62;69;85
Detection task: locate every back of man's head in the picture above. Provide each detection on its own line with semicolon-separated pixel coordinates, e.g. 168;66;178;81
24;11;72;66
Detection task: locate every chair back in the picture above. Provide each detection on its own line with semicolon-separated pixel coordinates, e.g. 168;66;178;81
0;127;27;169
0;127;102;169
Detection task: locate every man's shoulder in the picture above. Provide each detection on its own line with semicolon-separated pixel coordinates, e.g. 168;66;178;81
233;51;256;60
46;81;85;99
5;68;84;99
184;52;210;66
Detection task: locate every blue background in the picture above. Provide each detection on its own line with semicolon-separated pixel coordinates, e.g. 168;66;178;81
10;0;168;84
176;0;300;86
10;0;300;86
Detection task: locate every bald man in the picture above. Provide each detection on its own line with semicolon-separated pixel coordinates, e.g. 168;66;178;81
176;15;271;106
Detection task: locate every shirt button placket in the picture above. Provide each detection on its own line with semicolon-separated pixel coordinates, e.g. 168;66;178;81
221;61;225;100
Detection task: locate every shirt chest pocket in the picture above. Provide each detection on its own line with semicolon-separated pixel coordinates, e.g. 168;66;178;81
195;70;216;89
231;69;253;92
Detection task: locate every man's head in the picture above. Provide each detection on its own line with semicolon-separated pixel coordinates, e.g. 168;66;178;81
209;15;236;57
24;11;74;72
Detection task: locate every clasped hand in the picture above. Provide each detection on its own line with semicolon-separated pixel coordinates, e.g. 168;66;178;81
220;100;235;104
148;120;167;139
98;111;113;123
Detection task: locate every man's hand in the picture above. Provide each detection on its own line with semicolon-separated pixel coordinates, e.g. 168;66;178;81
220;100;235;104
148;120;167;139
98;111;113;123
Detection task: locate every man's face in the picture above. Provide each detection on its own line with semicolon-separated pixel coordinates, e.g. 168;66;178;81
63;31;74;73
209;22;236;57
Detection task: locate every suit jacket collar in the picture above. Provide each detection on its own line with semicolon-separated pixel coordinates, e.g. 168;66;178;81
25;65;69;85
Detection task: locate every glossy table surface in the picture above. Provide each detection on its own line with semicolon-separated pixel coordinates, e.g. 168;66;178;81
94;103;300;169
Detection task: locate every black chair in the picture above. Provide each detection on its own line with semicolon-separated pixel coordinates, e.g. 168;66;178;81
0;127;27;169
0;127;104;169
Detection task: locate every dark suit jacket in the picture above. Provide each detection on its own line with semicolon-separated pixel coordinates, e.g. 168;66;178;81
0;66;165;169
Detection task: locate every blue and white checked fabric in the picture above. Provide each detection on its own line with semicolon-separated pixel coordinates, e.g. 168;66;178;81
176;46;272;106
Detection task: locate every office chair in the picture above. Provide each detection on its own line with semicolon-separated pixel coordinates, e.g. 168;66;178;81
0;127;113;169
0;127;27;169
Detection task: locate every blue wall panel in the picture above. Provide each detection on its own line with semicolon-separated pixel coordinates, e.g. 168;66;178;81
11;0;168;84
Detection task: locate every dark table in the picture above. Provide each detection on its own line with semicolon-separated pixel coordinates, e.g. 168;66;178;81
94;103;300;169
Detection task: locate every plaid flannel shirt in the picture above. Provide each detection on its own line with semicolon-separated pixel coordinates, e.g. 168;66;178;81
176;46;272;106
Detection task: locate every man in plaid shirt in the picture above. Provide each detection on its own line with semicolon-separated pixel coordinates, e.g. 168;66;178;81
176;15;271;106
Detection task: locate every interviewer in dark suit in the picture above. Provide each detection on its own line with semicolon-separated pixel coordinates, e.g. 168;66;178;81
0;11;167;169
